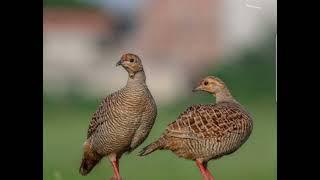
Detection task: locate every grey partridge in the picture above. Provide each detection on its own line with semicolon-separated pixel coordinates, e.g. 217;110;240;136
139;76;253;180
79;53;157;180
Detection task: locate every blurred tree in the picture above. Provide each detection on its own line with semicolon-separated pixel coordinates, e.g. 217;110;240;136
44;0;90;7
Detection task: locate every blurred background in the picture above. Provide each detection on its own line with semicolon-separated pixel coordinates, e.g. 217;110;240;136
43;0;277;180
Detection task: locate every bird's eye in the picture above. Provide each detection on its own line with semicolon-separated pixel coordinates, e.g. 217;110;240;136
129;59;134;63
204;81;208;86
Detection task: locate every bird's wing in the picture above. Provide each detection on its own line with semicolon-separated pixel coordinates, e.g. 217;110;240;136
165;103;248;140
86;92;117;138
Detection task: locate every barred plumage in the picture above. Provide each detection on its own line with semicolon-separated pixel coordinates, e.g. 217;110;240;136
140;76;253;180
162;102;252;160
79;53;157;180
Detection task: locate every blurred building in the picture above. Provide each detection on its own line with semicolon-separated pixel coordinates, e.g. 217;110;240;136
125;0;222;70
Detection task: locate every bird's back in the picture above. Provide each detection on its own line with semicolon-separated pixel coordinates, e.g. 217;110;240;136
162;101;253;160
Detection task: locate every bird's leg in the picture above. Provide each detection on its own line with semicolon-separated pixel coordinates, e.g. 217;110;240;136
111;159;120;179
196;160;214;180
196;160;208;180
108;154;122;180
203;161;214;180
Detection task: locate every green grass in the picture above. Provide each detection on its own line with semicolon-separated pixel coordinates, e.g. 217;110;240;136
43;95;276;180
43;0;92;8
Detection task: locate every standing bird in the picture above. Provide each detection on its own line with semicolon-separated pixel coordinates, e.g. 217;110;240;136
139;76;253;180
79;53;157;180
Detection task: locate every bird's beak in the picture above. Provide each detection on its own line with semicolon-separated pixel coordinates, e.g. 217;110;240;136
116;60;122;67
192;86;201;92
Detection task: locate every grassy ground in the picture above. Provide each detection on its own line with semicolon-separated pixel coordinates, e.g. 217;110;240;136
43;95;276;180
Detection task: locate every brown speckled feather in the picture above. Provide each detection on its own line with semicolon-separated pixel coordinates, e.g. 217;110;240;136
87;82;157;156
87;97;110;139
159;101;252;161
87;91;125;139
166;102;251;140
140;101;252;161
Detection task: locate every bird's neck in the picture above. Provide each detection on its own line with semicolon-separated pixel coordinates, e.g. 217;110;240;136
215;87;237;103
126;70;146;86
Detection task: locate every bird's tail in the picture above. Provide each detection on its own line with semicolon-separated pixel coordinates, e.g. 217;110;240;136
79;141;103;176
139;137;165;156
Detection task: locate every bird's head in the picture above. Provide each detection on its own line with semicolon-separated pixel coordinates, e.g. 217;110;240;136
116;53;143;78
192;76;227;95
